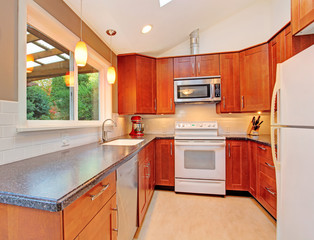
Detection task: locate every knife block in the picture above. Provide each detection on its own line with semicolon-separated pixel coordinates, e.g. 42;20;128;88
247;122;260;136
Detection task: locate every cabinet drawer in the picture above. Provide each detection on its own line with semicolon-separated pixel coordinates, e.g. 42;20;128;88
256;144;272;159
259;172;276;217
259;156;276;180
64;171;116;240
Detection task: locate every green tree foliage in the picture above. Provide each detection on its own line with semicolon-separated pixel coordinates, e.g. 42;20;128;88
27;85;51;120
27;73;99;121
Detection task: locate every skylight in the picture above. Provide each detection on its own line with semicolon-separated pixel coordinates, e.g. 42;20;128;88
27;43;44;54
36;56;64;65
159;0;172;7
60;53;70;59
36;40;55;50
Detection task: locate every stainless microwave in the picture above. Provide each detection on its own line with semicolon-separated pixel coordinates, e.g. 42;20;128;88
174;77;221;103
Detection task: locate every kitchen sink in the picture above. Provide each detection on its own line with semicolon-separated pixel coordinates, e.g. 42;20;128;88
102;139;144;146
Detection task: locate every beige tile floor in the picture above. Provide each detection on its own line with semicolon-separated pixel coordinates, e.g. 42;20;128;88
134;190;276;240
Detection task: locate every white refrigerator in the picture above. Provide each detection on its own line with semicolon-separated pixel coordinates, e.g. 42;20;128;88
271;45;314;240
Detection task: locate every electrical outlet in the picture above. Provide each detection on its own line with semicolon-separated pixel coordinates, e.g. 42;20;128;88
61;133;70;147
226;127;231;133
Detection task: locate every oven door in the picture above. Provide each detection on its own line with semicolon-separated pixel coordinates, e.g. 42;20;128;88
175;140;226;180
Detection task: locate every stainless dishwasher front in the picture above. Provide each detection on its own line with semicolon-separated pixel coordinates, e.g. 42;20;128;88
116;155;138;240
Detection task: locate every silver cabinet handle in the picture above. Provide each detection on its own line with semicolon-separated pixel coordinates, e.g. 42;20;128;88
170;98;173;110
170;142;173;156
258;146;266;151
90;184;110;201
223;96;226;109
154;99;157;111
228;143;231;158
265;187;276;196
265;162;275;168
198;62;200;75
241;96;244;109
112;207;119;235
192;62;195;75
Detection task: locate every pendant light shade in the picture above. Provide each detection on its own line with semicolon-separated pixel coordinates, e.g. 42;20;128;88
106;29;117;85
107;66;116;84
26;54;34;73
75;41;88;67
65;71;74;87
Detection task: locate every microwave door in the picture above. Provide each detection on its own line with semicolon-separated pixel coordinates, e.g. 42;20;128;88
175;83;212;103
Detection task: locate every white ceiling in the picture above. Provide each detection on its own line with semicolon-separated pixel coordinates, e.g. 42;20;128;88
64;0;261;57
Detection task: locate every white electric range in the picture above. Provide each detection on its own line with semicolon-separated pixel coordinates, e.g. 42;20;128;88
175;121;226;195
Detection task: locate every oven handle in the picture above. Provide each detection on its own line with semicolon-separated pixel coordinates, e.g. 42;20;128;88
175;141;225;146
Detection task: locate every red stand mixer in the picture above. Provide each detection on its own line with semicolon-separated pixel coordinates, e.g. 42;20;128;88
129;116;144;136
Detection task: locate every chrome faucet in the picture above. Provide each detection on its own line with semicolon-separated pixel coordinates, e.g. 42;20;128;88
102;119;117;142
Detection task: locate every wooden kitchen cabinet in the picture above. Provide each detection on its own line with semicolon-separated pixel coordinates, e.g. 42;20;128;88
248;141;258;197
240;44;270;112
291;0;314;35
156;58;175;114
155;139;175;187
217;53;241;113
118;54;156;114
138;141;155;226
173;54;220;78
76;195;117;240
226;140;249;191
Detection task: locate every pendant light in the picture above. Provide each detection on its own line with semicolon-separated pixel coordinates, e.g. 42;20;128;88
106;29;117;84
75;0;88;67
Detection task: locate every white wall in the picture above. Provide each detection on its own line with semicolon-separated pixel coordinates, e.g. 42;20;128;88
159;0;273;57
140;104;270;136
0;101;128;166
270;0;291;35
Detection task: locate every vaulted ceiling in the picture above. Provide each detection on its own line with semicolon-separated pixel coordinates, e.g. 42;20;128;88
64;0;265;57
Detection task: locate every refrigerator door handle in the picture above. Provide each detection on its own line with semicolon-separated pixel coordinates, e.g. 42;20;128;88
271;126;280;170
271;65;281;126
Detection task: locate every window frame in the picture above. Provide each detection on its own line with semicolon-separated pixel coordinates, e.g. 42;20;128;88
17;1;112;132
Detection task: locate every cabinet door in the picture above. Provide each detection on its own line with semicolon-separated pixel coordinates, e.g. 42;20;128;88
147;141;156;199
218;53;240;113
291;0;314;35
77;195;117;240
195;54;220;76
136;56;156;114
156;58;175;114
284;25;293;61
240;44;270;112
118;55;137;115
138;152;147;226
174;56;195;78
248;141;257;197
226;140;249;191
155;139;175;187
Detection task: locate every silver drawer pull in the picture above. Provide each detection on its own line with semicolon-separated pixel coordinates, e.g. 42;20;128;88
113;228;118;232
90;184;110;201
265;187;276;196
265;162;275;168
258;146;266;151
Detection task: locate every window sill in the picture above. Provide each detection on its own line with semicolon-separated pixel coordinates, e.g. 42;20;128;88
17;122;102;132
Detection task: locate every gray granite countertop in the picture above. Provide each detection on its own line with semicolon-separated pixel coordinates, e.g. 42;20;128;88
0;134;173;212
223;134;271;146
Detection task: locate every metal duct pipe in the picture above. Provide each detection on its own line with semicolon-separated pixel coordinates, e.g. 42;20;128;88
190;29;199;55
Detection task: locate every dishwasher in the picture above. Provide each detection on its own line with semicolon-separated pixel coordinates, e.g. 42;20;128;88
116;155;138;240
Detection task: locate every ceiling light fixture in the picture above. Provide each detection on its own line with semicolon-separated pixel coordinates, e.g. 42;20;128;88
106;29;117;85
142;25;152;34
75;0;88;67
159;0;173;7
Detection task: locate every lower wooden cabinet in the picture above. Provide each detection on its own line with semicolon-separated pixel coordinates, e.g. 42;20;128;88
248;141;258;197
155;139;175;187
138;141;155;226
75;195;117;240
226;140;249;191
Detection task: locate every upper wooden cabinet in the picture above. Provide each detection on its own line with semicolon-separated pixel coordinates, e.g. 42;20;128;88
217;53;240;113
156;58;175;114
173;54;220;78
291;0;314;35
155;139;175;187
118;54;156;115
240;44;270;112
226;140;249;191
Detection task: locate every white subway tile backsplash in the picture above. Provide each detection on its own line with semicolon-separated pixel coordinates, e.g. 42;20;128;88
1;101;19;113
0;138;15;151
0;100;128;166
